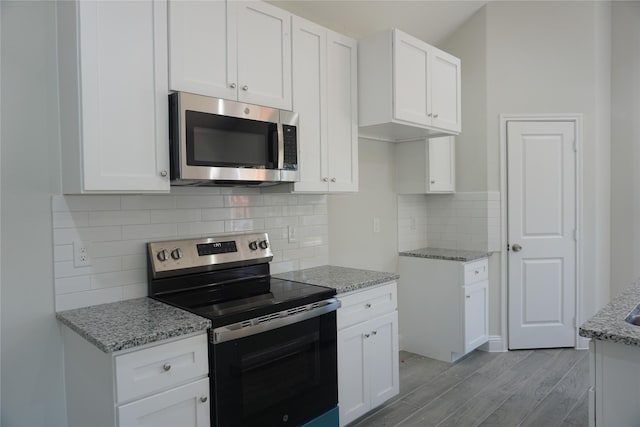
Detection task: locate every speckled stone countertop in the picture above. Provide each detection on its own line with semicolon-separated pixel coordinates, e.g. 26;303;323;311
399;247;491;262
580;280;640;347
56;298;211;353
273;265;399;294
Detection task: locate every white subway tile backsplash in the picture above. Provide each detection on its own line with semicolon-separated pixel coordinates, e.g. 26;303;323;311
88;210;150;227
121;195;176;210
92;269;146;289
149;209;202;224
52;191;328;310
52;195;121;212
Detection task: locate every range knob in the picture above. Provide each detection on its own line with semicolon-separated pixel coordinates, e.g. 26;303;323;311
171;248;183;260
156;249;169;262
249;241;258;251
259;240;269;250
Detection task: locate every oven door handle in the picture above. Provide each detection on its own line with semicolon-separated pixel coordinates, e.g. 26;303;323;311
212;298;340;344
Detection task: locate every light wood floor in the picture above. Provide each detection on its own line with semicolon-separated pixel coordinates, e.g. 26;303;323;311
351;348;589;427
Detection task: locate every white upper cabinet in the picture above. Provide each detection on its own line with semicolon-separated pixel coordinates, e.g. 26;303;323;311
57;0;170;193
169;0;292;110
289;16;358;193
396;136;455;194
359;29;461;142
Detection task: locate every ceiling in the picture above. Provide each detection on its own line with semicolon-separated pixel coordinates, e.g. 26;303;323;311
267;0;490;46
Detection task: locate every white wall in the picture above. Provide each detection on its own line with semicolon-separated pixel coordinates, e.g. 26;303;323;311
1;2;67;426
328;139;398;273
610;1;640;298
442;1;612;341
52;190;329;311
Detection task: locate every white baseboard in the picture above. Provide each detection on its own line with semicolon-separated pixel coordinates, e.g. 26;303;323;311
479;335;506;352
576;336;590;350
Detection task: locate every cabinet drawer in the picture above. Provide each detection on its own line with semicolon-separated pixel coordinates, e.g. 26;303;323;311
338;282;397;330
463;259;488;284
115;333;208;403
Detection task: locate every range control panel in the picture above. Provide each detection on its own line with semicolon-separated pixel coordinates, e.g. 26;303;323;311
148;232;273;278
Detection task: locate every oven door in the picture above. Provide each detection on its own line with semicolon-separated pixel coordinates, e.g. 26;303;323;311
211;310;337;427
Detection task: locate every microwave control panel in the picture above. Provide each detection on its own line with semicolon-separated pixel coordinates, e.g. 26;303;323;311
282;125;298;170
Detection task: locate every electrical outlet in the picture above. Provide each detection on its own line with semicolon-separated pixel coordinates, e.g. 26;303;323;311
74;241;91;267
373;217;381;233
288;225;297;243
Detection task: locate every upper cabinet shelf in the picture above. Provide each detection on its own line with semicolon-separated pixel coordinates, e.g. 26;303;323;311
168;0;292;111
358;29;461;142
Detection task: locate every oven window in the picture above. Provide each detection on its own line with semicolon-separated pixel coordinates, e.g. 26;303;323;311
212;313;337;427
241;333;320;415
186;110;277;168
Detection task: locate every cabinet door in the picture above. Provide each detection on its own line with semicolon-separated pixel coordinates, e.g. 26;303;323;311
327;31;358;192
118;378;210;427
393;30;430;126
338;321;370;426
464;280;489;353
236;1;292;110
430;48;461;133
367;311;400;409
427;136;455;193
168;0;237;100
78;0;169;192
291;16;329;192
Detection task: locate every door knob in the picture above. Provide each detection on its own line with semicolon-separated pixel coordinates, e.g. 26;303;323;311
512;243;523;252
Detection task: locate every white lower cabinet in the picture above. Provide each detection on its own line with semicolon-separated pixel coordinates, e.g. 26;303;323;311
589;339;640;426
398;256;488;363
337;282;399;426
61;327;210;427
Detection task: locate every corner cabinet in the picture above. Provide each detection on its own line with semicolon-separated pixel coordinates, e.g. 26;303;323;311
396;137;455;194
61;327;210;427
57;0;170;193
337;282;399;426
168;0;292;110
359;28;461;142
398;256;488;363
289;16;358;193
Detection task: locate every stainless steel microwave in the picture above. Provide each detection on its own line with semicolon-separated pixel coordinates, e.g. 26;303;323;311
169;92;299;186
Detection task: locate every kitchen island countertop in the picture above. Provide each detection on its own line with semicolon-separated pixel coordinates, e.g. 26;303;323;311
56;297;211;353
274;265;399;294
399;247;491;262
580;279;640;347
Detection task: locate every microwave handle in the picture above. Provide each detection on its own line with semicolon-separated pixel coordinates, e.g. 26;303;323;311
277;123;284;170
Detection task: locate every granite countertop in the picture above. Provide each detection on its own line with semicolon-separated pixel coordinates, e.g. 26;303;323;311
274;265;399;294
399;247;491;262
580;280;640;347
56;298;211;353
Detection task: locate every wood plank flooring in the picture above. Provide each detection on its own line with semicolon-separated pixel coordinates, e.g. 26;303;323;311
351;349;589;427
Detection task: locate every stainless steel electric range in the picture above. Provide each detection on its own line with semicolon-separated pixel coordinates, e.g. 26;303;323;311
147;232;339;427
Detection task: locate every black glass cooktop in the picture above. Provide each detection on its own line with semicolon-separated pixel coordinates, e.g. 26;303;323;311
155;277;335;328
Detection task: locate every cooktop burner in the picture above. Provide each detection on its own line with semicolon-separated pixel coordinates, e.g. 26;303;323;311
147;233;335;328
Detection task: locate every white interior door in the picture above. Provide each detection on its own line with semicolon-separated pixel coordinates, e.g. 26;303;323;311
507;121;576;349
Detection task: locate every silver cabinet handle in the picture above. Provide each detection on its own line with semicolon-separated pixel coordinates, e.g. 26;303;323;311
427;113;433;117
331;178;336;182
160;170;167;177
372;330;377;335
163;363;171;371
466;295;471;299
434;114;439;118
365;303;372;308
512;243;523;252
230;83;237;89
200;396;208;403
364;333;370;338
242;85;249;91
431;180;435;184
322;177;329;182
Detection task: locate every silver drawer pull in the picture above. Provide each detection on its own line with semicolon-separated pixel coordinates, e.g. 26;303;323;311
163;363;171;372
475;270;480;274
372;330;377;335
200;396;208;403
365;303;372;308
364;333;370;338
